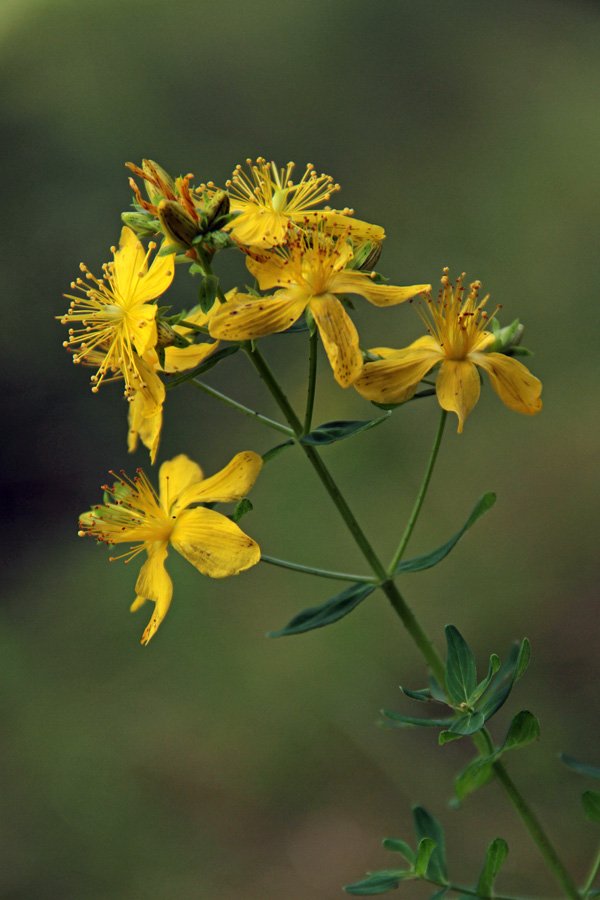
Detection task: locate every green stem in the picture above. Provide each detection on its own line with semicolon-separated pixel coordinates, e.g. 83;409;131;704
177;318;209;334
388;409;447;574
260;555;375;584
243;345;578;898
583;840;600;896
188;379;294;437
194;245;228;303
304;329;318;434
491;762;580;900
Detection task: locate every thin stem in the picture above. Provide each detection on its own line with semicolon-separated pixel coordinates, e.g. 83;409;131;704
491;761;581;900
177;318;209;334
583;840;600;896
388;409;447;574
381;580;446;689
304;329;318;434
194;245;228;303
261;555;375;584
188;379;294;437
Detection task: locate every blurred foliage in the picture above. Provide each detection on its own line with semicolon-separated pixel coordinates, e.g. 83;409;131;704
2;0;600;897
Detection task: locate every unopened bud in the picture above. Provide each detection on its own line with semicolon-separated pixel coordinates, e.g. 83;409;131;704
157;199;201;248
142;160;176;205
155;319;180;348
121;211;158;237
203;190;230;229
489;318;524;353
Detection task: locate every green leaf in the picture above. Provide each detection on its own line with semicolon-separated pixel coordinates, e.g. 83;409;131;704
393;493;496;575
447;710;485;735
165;344;239;388
476;838;509;898
454;757;495;803
268;583;376;637
429;676;446;703
445;625;477;706
470;654;501;704
561;755;600;780
583;790;600;823
400;686;432;702
261;441;294;463
439;729;467;745
515;638;531;679
479;639;529;722
197;274;219;313
415;838;437;878
300;414;390;446
382;710;455;729
413;807;447;882
344;872;404;895
231;498;253;523
502;710;540;752
382;839;415;865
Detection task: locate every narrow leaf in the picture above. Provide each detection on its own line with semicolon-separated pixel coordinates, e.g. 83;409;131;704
300;414;390;446
382;839;415;865
393;493;496;575
515;638;531;679
344;872;404;895
382;710;455;729
165;344;239;388
231;498;253;523
476;838;509;898
470;654;501;704
479;639;528;722
413;806;447;882
261;441;294;463
454;757;495;803
447;711;485;736
561;755;600;780
502;710;540;752
268;583;375;637
429;676;446;703
197;274;219;313
583;790;600;823
415;838;437;877
445;625;477;705
439;730;467;745
400;686;432;702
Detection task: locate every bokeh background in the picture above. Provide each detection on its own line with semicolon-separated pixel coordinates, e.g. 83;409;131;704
1;1;599;897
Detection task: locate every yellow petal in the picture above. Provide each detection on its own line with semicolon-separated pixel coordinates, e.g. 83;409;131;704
174;451;263;511
208;290;308;341
128;392;162;464
162;340;219;373
436;359;481;433
171;507;261;578
132;251;176;304
473;351;543;416
299;210;385;245
246;252;293;291
309;293;363;387
133;355;166;416
354;341;441;404
159;455;204;512
227;209;289;248
129;303;158;357
112;227;147;300
331;270;431;307
132;542;173;645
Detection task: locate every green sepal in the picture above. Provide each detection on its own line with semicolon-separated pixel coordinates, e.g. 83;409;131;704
439;729;466;745
445;625;477;706
232;499;253;523
188;263;205;276
344;872;406;895
300;414;390;446
505;345;533;357
261;441;294;464
582;790;600;823
282;317;310;334
197;274;219;313
413;806;447;882
453;757;495;804
476;838;509;898
382;839;415;866
158;240;187;256
381;710;455;729
305;307;318;336
560;755;600;780
392;493;496;576
268;582;376;637
502;710;540;752
156;346;166;369
415;838;437;878
165;345;239;389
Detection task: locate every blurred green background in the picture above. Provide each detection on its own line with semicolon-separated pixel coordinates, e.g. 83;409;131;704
2;0;599;897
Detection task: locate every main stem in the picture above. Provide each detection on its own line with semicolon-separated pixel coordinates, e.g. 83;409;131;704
243;344;580;897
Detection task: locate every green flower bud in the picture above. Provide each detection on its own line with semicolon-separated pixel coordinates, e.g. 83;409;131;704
121;211;158;237
157;199;201;248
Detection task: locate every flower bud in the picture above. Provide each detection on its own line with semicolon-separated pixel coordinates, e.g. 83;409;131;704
142;160;177;205
203;190;230;229
488;318;524;353
121;211;158;237
157;199;201;248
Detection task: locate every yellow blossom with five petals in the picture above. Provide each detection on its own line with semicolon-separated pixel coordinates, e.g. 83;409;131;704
209;223;430;387
60;227;175;396
354;270;543;432
79;452;263;644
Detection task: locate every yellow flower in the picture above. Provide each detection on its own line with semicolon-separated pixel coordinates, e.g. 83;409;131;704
128;303;221;463
79;452;263;644
60;227;175;396
209;223;430;387
354;269;543;432
223;158;384;252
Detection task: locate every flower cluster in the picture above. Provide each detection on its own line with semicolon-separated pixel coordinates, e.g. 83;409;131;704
61;156;542;643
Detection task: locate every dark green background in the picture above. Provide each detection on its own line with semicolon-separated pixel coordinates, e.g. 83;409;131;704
2;1;599;897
